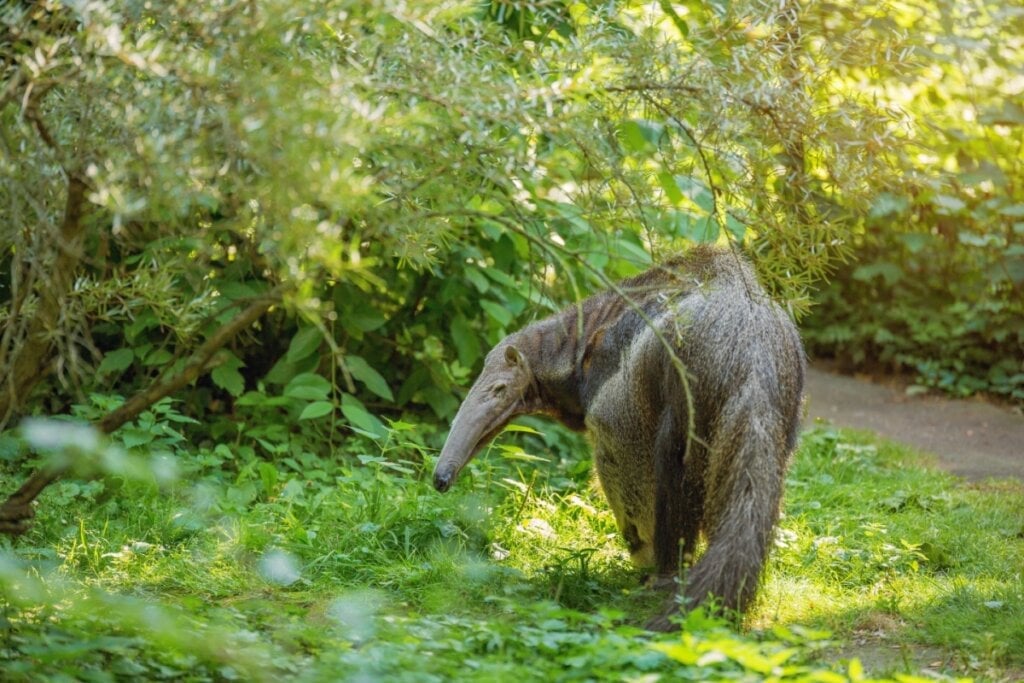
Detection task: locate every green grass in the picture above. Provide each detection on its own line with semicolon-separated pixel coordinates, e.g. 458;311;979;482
1;422;1021;681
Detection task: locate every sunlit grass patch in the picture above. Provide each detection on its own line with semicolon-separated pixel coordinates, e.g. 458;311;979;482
1;424;1019;680
763;427;1024;678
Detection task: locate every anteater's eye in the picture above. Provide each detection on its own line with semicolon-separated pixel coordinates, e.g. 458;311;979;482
492;383;507;395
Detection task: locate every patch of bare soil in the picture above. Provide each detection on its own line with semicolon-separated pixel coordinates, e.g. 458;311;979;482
804;364;1024;482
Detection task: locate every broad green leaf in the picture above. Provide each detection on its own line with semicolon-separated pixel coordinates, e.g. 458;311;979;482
211;351;246;396
480;300;513;327
978;100;1024;126
284;373;332;401
97;348;134;375
932;194;966;214
345;355;394;402
870;192;909;218
658;0;689;36
464;268;490;293
450;315;482;368
298;401;334;421
144;348;173;366
853;261;904;285
496;445;549;462
613;235;652;267
725;215;746;242
336;295;387;335
212;364;245;397
658;171;684;205
120;427;154;449
502;423;542;435
619;119;663;153
998;203;1024;218
898;233;932;253
958;231;999;247
674;176;714;213
236;391;291;407
258;461;278;494
340;394;387;438
286;327;323;364
264;351;319;386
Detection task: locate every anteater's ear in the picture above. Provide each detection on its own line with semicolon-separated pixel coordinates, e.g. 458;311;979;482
504;345;523;366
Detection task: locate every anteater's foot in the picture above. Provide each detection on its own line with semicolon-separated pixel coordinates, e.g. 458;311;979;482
0;501;35;536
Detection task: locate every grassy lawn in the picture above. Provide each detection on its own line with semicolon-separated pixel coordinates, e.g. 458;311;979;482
1;422;1021;681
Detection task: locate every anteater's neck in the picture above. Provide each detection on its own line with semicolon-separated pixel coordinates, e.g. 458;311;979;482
515;289;632;431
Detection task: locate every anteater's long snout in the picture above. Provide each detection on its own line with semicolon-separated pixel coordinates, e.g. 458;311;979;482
433;348;527;494
432;404;480;494
433;384;511;494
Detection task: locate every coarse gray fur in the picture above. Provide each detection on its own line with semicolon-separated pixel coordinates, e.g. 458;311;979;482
433;245;805;629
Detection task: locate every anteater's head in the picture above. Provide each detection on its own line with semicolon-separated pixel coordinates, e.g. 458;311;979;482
433;340;535;493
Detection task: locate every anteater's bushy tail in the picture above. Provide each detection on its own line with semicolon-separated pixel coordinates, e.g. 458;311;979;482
683;377;791;613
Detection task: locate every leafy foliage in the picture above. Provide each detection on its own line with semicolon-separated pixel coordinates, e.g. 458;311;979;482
1;0;904;437
802;0;1024;400
0;0;1020;679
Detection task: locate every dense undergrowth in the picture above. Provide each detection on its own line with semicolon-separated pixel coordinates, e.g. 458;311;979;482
802;0;1024;402
1;412;1020;681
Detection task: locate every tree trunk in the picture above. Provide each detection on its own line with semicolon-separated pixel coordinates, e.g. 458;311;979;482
0;173;88;426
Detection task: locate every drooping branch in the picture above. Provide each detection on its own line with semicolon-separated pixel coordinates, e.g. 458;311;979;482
97;292;281;433
0;290;282;535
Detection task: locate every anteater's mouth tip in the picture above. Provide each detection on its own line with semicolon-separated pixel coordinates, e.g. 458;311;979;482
433;470;455;493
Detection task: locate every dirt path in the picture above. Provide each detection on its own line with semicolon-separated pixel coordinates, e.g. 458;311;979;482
804;365;1024;482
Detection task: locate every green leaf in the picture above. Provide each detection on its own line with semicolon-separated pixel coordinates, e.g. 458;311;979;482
658;171;684;205
853;261;904;285
212;364;245;397
501;423;542;435
613;236;653;266
870;192;909;218
210;351;245;396
725;215;747;241
675;176;714;214
619;119;664;153
298;401;334;421
340;394;387;438
897;233;932;253
450;315;482;367
284;373;332;401
997;203;1024;218
286;327;323;364
97;348;134;375
464;268;490;294
120;428;154;449
978;100;1024;126
932;194;966;214
345;355;394;402
338;296;387;335
258;462;278;494
658;0;689;36
480;300;513;328
144;348;174;366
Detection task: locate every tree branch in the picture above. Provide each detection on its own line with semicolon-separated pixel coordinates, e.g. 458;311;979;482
0;290;282;535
